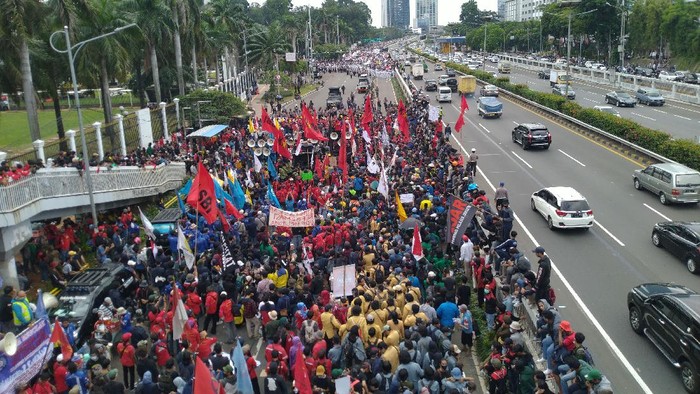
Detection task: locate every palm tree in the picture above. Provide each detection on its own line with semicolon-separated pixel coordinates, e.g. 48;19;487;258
124;0;174;103
171;0;202;96
247;24;290;70
0;0;45;142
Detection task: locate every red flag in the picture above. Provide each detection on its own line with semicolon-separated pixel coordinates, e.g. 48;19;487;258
50;318;73;361
435;120;443;133
348;107;356;138
455;95;468;133
303;120;328;142
293;347;313;394
397;100;410;141
314;156;324;180
186;162;218;224
194;357;217;394
361;94;373;131
261;108;281;138
302;104;318;129
224;199;244;220
338;119;348;182
217;208;230;233
412;225;424;261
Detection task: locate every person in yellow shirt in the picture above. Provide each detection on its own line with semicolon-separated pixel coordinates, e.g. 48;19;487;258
402;293;419;318
387;311;405;340
364;314;382;346
362;246;375;269
385;298;402;320
381;329;401;371
346;305;367;340
320;305;341;344
368;301;388;327
420;197;433;211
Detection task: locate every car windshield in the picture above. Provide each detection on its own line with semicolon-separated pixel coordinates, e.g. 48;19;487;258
617;92;631;99
676;174;700;187
647;92;661;97
561;200;590;211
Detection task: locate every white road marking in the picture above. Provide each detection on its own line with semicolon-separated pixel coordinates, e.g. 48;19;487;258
674;114;692;121
668;104;700;114
557;149;586;166
643;203;672;221
583;98;597;103
594;220;626;246
479;123;492;133
512;121;519;125
631;112;656;121
650;108;667;114
450;134;653;394
511;151;533;169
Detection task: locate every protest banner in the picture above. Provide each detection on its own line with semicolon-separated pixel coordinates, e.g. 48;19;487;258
0;318;52;393
446;196;477;245
268;206;315;228
331;264;356;297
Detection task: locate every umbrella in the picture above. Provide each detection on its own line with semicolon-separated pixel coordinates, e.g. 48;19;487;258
399;217;424;230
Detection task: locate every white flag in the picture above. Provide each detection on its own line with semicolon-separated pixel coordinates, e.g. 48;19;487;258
428;105;440;122
172;288;188;340
393;118;399;130
366;146;380;174
253;154;262;173
245;169;254;188
390;148;399;168
138;207;156;240
294;137;303;156
351;139;357;156
177;226;195;269
377;164;389;200
361;127;371;144
381;123;390;147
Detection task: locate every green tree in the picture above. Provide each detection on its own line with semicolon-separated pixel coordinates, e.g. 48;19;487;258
248;24;290;70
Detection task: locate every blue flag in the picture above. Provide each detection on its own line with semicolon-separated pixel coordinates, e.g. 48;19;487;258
228;177;246;210
177;194;187;214
179;178;192;197
267;156;278;180
35;289;47;320
213;177;235;208
267;184;281;208
231;342;253;394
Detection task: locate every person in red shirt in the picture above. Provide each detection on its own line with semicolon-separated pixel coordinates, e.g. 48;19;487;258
151;333;171;368
264;337;288;365
117;332;136;389
243;344;262;394
203;288;219;335
197;330;217;361
185;292;202;317
265;349;288;378
53;355;69;394
32;372;56;394
218;292;235;344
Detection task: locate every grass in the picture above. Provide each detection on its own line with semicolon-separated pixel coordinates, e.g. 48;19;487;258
0;106;136;155
391;77;407;103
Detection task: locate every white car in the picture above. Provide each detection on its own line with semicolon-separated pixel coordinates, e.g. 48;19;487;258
531;186;594;230
436;86;452;103
438;75;449;85
593;105;621;117
658;71;678;81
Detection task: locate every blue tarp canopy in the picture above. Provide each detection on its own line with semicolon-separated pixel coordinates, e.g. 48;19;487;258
187;124;228;138
479;97;503;111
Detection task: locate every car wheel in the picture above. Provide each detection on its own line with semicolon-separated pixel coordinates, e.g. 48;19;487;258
659;192;668;205
512;132;517;142
629;305;645;335
687;257;699;274
531;199;537;211
616;100;620;107
651;231;663;247
682;362;700;394
633;178;642;190
605;97;609;104
523;142;529;150
547;217;555;231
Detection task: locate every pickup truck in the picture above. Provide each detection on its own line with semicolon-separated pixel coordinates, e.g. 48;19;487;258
326;86;344;109
477;97;503;118
357;75;370;93
497;61;512;73
549;70;572;87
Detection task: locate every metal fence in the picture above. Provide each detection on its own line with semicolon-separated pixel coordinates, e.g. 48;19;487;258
6;103;178;164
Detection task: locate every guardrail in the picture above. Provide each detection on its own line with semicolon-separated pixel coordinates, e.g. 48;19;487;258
394;68;413;103
498;54;700;104
412;50;673;166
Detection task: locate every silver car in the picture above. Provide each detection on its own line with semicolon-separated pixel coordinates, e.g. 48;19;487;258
634;163;700;205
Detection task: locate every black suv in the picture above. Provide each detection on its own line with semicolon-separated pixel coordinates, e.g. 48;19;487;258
628;283;700;393
326;87;344;109
512;123;551;150
151;208;182;247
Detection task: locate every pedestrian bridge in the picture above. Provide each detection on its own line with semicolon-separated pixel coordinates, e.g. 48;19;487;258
0;162;186;287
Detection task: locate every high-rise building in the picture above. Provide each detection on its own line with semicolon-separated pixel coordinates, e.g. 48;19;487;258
382;0;411;29
497;0;507;20
415;0;437;32
505;0;556;21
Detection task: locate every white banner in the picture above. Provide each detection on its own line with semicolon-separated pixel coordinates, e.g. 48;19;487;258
428;105;440;122
400;193;415;204
331;264;356;297
137;108;154;148
285;52;296;62
268;206;315;227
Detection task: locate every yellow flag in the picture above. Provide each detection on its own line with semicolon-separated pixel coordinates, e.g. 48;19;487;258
396;191;407;223
248;118;255;134
245;188;252;205
274;118;282;131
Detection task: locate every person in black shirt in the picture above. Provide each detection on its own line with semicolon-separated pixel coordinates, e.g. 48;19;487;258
210;343;231;372
264;362;289;394
103;369;126;394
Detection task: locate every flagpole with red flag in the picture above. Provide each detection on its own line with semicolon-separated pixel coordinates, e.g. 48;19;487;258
186;161;218;224
50;317;73;361
454;95;469;133
293;348;313;394
412;224;424;261
194;357;217;394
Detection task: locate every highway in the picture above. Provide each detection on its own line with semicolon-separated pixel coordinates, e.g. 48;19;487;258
480;61;700;141
300;64;700;392
397;61;700;393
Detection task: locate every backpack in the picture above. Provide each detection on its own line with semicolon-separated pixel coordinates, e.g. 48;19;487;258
377;373;392;392
574;344;595;366
158;370;176;393
303;320;318;343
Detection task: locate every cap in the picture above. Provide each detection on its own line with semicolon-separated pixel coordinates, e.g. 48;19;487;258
451;344;461;354
510;321;522;331
471;148;476;152
490;358;502;368
316;365;326;376
451;367;462;378
117;307;127;315
223;365;234;373
269;311;278;320
533;246;546;254
108;369;118;379
585;369;602;381
366;314;375;322
428;271;436;278
559;320;572;332
122;332;132;341
56;354;64;362
462;235;469;241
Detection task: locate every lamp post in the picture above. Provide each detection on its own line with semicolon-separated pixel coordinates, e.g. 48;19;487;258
50;23;136;231
606;0;626;69
566;9;597;96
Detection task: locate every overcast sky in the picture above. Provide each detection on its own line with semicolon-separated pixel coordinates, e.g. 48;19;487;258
290;0;497;28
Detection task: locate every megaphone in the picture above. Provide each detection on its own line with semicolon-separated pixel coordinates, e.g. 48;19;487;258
263;147;272;156
346;132;352;140
266;136;275;146
330;132;339;140
254;147;263;156
247;139;256;148
0;332;17;356
256;139;266;148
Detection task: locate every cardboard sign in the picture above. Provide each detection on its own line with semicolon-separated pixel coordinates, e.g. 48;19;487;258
268;206;315;228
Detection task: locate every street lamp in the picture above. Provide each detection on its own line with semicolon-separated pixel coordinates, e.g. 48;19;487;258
50;23;137;231
566;9;597;96
605;1;627;69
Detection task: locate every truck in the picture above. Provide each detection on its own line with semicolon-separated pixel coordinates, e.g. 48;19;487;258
497;61;512;73
549;70;572;87
457;75;476;96
412;64;424;80
477;97;503;118
357;74;370;93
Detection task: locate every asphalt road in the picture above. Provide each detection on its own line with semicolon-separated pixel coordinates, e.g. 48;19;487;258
407;62;700;393
477;61;700;141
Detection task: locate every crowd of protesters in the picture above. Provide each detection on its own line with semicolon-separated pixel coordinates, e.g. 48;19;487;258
0;42;612;394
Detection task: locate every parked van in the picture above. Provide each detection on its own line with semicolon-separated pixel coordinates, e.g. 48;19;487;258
436;86;452;103
498;61;512;73
633;163;700;205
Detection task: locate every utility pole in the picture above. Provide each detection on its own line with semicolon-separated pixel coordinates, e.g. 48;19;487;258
619;0;626;69
308;7;314;60
336;15;340;46
566;9;597;97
